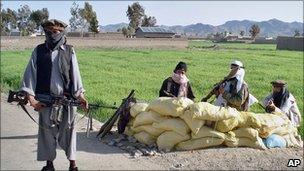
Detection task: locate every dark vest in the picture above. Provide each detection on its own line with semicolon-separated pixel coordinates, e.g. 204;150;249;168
35;43;73;95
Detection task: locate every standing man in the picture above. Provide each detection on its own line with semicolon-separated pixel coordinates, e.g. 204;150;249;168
263;80;302;127
20;19;88;171
159;61;195;100
215;60;254;111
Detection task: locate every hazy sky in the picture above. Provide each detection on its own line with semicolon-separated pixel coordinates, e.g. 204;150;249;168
2;1;303;26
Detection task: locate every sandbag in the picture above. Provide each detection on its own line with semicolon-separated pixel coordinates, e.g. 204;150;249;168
230;127;259;141
224;133;266;150
124;126;135;136
185;102;240;121
133;131;156;145
192;126;226;140
215;117;239;133
249;113;287;129
157;131;190;151
266;124;297;137
146;97;194;117
176;137;224;151
238;112;261;128
180;111;205;134
263;134;286;148
132;124;164;137
152;118;190;136
282;133;303;148
133;111;165;127
130;103;149;118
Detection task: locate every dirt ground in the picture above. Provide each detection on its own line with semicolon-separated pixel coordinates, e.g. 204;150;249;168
0;36;188;51
1;93;303;170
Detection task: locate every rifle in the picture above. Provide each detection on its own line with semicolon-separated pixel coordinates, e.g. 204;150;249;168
201;67;239;102
96;90;136;138
7;90;118;136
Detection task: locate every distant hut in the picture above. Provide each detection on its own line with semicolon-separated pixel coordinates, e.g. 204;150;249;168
135;27;175;38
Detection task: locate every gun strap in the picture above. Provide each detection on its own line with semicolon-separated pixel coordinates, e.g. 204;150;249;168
19;104;51;131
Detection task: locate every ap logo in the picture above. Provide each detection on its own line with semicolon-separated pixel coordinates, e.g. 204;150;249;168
287;159;301;167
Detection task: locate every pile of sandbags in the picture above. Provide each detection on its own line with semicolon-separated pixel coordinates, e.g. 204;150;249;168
124;97;302;151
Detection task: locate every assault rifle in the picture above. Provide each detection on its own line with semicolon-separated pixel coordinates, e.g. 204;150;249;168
7;90;118;137
201;80;227;102
97;90;136;139
201;67;239;102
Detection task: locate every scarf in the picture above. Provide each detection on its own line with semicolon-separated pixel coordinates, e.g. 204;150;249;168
230;67;245;92
45;31;66;50
273;88;290;108
171;72;189;97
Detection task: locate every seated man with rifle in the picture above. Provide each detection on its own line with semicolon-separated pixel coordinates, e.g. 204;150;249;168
202;60;256;111
19;19;87;171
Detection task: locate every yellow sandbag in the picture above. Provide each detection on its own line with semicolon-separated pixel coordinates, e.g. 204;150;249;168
152;118;190;136
185;102;240;121
266;124;297;137
242;113;286;129
130;102;149;118
192;126;226;140
133;111;165;127
146;97;194;117
176;137;224;151
124;126;135;136
180;111;205;134
215;117;239;132
282;134;303;148
231;127;259;141
157;131;190;151
132;124;164;137
133;131;156;145
238;112;261;128
224;132;266;149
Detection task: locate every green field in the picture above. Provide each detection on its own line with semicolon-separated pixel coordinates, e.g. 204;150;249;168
1;40;303;135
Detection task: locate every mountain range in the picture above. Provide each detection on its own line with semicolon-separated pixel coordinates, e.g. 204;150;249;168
99;19;303;37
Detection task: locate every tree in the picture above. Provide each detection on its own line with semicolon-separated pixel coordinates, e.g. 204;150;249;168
17;5;35;35
249;24;260;39
126;2;145;29
122;26;128;37
89;13;99;33
240;30;245;37
294;29;300;37
69;2;85;32
79;2;99;33
30;8;49;30
1;7;18;35
141;15;156;27
121;26;135;38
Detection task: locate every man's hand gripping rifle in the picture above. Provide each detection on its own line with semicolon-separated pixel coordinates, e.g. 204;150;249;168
201;67;238;102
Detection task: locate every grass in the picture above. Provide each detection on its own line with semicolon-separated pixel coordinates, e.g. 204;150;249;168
1;40;303;136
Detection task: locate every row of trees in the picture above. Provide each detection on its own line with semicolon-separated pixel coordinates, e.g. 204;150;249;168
0;2;99;36
1;3;49;36
122;2;157;37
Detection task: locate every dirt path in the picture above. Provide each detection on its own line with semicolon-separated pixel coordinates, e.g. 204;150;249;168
1;93;303;170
